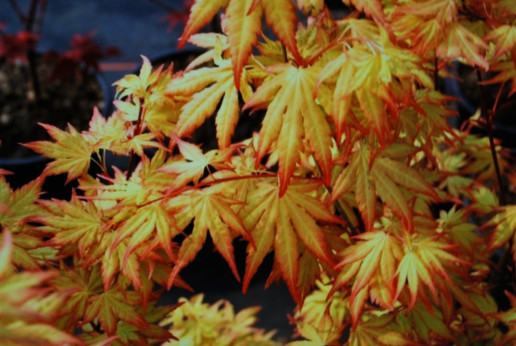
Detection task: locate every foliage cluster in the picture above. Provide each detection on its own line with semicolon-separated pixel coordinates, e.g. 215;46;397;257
2;0;516;344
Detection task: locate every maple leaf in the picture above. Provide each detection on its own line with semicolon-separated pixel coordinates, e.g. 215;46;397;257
0;177;42;232
0;230;11;277
392;0;458;25
160;135;229;189
166;185;253;289
290;276;348;345
0;246;81;345
110;202;180;269
24;123;93;183
83;108;132;156
260;0;302;63
0;177;54;270
395;235;467;309
244;64;333;195
342;0;387;26
333;231;402;326
185;33;230;70
400;301;457;343
437;208;481;256
160;294;277;345
179;0;302;72
239;179;341;303
51;266;103;331
100;234;143;290
485;60;516;96
114;55;159;100
484;24;516;60
226;0;262;90
84;288;149;335
437;23;489;70
316;29;432;144
166;58;251;149
486;205;516;261
38;198;103;258
178;0;229;49
330;147;438;231
296;0;325;17
348;313;405;346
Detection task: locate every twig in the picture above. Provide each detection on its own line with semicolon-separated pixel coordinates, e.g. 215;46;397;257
477;70;506;206
34;0;48;35
7;0;26;25
25;0;40;32
24;0;43;104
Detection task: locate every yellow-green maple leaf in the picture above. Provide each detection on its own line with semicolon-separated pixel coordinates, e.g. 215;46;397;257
333;231;402;325
330;147;437;231
395;235;466;309
166;186;253;289
166;59;250;149
239;179;341;303
110;202;180;268
348;313;410;345
38;198;102;258
227;0;262;90
84;288;148;336
261;0;302;63
114;55;159;100
437;22;489;70
160;135;230;189
342;0;387;26
0;178;52;270
486;205;516;261
178;0;229;49
24;123;92;182
179;0;302;72
244;64;333;195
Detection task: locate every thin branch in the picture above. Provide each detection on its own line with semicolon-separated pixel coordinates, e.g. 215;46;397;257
25;0;40;32
34;0;48;35
477;70;506;206
22;0;43;104
26;51;42;104
7;0;26;26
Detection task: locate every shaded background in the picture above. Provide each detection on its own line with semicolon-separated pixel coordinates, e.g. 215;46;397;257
1;0;186;84
0;0;296;341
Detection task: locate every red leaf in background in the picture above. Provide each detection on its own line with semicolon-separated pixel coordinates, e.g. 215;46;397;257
0;31;39;63
43;32;119;81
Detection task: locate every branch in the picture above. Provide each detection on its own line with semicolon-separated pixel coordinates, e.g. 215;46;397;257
477;70;506;206
7;0;26;26
25;0;40;32
34;0;48;35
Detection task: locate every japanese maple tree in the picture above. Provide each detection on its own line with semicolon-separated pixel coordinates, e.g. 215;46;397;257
2;0;516;344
